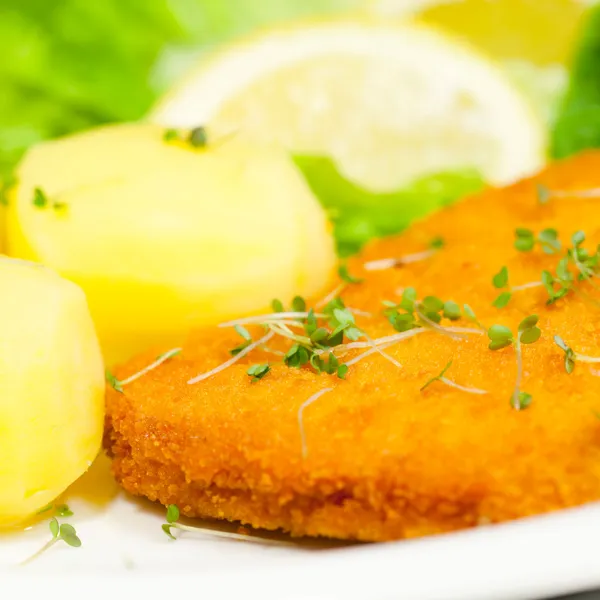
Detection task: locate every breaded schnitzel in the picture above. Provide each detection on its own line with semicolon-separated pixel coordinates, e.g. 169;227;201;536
105;152;600;542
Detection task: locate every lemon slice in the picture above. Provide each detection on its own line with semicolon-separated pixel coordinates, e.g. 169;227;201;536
369;0;588;65
151;21;546;193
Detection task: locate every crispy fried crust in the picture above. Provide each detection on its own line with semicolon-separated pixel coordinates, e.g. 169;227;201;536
105;152;600;541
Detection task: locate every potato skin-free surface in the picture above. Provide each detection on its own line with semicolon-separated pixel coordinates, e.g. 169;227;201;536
7;123;335;365
105;152;600;541
0;258;104;526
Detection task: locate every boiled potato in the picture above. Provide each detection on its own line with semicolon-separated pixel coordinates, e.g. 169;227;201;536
0;257;104;526
7;123;336;365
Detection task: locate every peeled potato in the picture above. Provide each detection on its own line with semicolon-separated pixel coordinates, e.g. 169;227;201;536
7;123;336;365
0;257;104;526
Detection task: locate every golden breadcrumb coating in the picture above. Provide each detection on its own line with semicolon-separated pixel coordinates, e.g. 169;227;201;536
105;152;600;541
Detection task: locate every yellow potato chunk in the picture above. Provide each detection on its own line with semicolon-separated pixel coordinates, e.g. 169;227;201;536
0;257;104;526
7;123;336;364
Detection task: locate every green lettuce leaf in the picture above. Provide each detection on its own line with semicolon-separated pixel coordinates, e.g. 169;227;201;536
0;0;184;177
551;3;600;159
294;155;485;256
0;0;362;179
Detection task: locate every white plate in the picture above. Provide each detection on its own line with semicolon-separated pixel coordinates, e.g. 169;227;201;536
1;454;599;600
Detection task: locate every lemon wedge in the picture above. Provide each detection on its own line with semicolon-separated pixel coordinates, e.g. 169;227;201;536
369;0;589;65
151;20;546;193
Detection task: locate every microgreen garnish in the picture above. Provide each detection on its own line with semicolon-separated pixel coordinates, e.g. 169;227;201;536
163;126;208;148
230;325;253;356
247;363;270;382
554;336;576;374
55;504;73;517
554;335;600;373
538;229;561;254
443;301;461;321
487;316;541;351
487;324;514;350
511;316;541;410
329;306;362;340
284;344;311;368
52;201;68;212
105;369;123;393
535;231;600;305
514;228;535;251
492;266;512;308
163;128;179;142
162;504;289;545
109;348;182;389
37;503;73;517
430;236;445;249
298;388;334;458
189;331;274;384
32;186;68;212
292;295;307;313
420;360;453;391
487;316;541;409
514;227;561;254
271;299;285;313
204;288;481;388
188;126;208;148
337;364;349;379
491;265;544;307
363;249;437;272
492;266;509;289
218;301;363;374
463;304;486;331
33;187;48;208
384;289;467;340
541;262;572;304
20;518;81;565
235;325;252;340
420;360;487;395
567;231;600;286
536;183;551;204
515;392;533;410
162;504;180;539
338;264;364;284
537;185;600;204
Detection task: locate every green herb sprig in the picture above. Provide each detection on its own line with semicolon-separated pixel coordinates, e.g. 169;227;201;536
492;266;512;308
537;231;600;305
36;503;73;517
247;363;270;382
32;187;67;212
541;261;573;304
488;315;541;409
463;304;487;331
226;297;357;379
420;360;488;395
568;231;600;285
514;227;561;254
105;369;123;393
537;184;600;205
162;504;289;545
491;265;545;308
105;348;181;392
163;126;208;148
230;325;252;356
338;264;364;285
20;518;81;565
554;335;600;373
384;288;462;335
